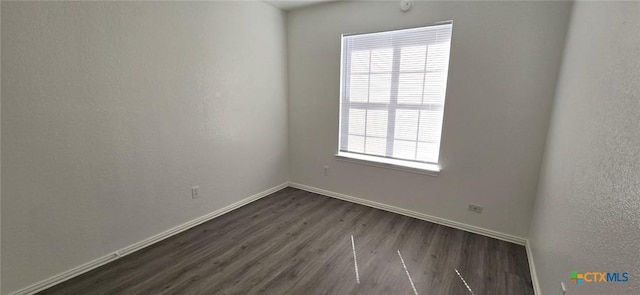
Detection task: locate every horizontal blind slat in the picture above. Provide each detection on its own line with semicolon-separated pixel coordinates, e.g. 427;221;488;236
340;23;452;165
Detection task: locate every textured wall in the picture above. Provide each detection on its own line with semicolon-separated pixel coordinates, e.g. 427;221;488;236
0;2;3;291
1;2;288;293
287;1;571;238
528;2;640;295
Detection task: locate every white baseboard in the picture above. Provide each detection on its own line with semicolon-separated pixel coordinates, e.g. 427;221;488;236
11;182;289;295
525;240;542;295
12;181;531;295
288;182;527;246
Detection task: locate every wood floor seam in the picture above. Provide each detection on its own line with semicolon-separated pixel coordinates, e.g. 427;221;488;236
38;188;534;295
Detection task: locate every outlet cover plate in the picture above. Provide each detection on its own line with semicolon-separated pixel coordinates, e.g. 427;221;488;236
192;186;200;199
468;204;483;214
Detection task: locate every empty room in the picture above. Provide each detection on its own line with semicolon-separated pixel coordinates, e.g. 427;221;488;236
1;0;638;294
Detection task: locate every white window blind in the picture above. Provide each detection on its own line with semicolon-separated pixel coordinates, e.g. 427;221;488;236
339;22;452;167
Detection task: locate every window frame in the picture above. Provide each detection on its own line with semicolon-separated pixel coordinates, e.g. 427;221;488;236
337;21;453;174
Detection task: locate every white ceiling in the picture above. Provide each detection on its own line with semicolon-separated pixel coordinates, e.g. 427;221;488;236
263;0;338;11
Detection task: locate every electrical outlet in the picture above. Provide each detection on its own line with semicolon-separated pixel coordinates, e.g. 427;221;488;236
561;281;566;295
191;186;200;199
324;165;329;176
468;204;483;214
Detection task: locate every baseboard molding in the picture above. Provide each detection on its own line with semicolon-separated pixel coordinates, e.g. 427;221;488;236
12;181;530;294
288;182;527;246
525;240;542;295
11;182;289;295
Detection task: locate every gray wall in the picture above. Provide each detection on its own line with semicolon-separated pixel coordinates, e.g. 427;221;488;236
287;1;571;238
0;2;2;291
529;2;640;295
1;2;288;293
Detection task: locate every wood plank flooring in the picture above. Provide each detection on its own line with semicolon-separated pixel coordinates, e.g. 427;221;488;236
39;187;534;295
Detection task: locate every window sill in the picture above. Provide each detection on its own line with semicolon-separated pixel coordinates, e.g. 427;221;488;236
335;152;440;176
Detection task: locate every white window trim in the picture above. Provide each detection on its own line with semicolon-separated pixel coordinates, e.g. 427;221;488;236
336;151;440;176
337;22;452;174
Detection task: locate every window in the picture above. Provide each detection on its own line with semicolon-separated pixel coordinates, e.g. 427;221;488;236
337;22;453;173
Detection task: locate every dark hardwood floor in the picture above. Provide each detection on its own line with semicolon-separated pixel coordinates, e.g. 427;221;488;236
39;187;534;295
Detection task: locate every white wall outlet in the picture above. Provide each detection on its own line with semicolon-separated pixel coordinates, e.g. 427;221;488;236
561;281;567;295
191;186;200;199
323;165;329;176
468;204;483;214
